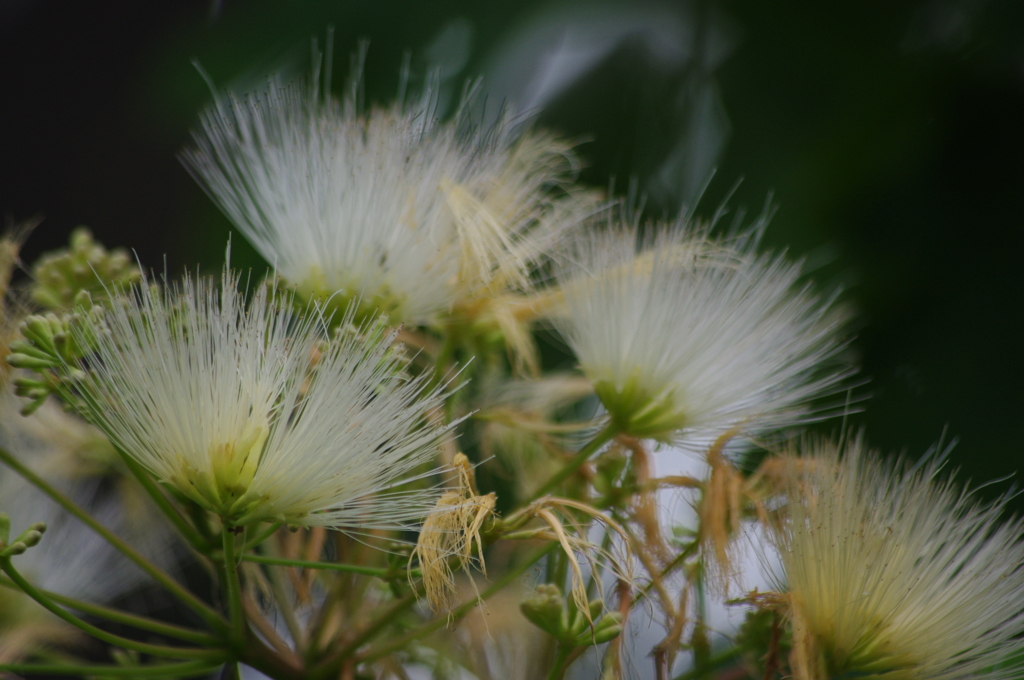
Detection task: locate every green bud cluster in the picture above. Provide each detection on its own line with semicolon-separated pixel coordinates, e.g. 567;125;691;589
0;513;47;559
6;297;104;415
30;227;140;312
520;583;624;647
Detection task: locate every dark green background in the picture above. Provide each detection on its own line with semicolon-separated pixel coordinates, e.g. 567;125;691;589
2;0;1022;503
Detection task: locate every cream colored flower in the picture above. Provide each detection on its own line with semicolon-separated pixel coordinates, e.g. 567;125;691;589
183;71;593;327
551;223;850;443
63;271;454;528
767;435;1024;680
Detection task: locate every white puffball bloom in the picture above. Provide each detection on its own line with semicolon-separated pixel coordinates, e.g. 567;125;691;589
182;72;591;326
66;271;454;529
766;435;1024;680
552;224;850;443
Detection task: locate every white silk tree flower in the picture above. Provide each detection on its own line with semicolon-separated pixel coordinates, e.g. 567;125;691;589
60;272;454;529
182;69;594;327
551;223;850;443
766;435;1024;680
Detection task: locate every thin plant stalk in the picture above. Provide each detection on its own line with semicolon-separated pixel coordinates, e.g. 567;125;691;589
0;660;227;678
115;445;210;552
309;591;420;679
529;424;618;501
0;574;220;645
0;557;226;661
241;553;406;578
358;543;559;663
0;445;227;631
265;554;306;655
243;521;284;551
221;528;246;646
547;646;584;680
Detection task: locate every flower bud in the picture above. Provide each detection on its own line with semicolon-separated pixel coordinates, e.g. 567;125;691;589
1;541;27;557
583;611;624;646
20;316;57;352
13;376;47;394
19;530;43;548
20;396;47;417
7;522;47;553
7;353;59;370
568;598;606;638
7;340;56;362
72;289;94;310
521;584;567;637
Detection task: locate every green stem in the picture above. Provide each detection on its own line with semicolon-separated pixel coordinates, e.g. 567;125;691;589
634;539;699;605
499;529;550;541
694;565;709;669
264;554;305;655
431;326;459;391
358;543;558;663
432;326;465;424
547;539;567;595
0;557;225;661
0;660;226;678
115;446;209;553
242;521;283;551
546;645;579;680
671;647;742;680
241;553;413;579
221;529;246;646
529;424;618;501
237;632;304;680
310;591;419;677
0;575;219;645
0;445;227;632
187;501;218;546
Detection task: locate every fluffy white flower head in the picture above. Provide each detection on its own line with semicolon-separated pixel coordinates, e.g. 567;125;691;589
767;435;1024;680
67;271;454;529
553;223;849;443
183;67;590;326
